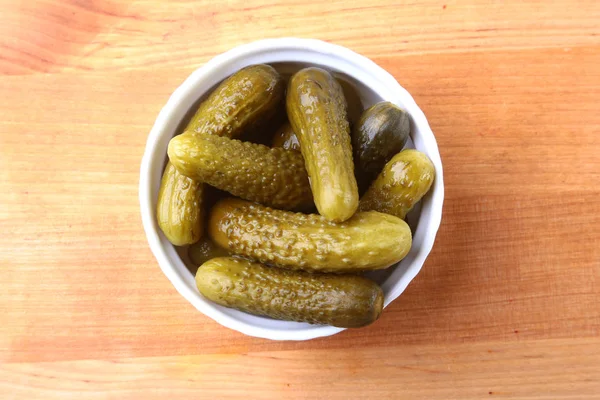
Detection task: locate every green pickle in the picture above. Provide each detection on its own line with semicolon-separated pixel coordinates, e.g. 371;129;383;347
359;149;435;219
156;162;203;246
168;132;313;210
352;102;410;192
209;198;412;273
185;64;284;139
196;257;384;328
287;67;359;222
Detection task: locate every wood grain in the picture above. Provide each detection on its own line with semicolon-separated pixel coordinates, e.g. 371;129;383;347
1;0;599;74
2;338;599;399
1;0;599;398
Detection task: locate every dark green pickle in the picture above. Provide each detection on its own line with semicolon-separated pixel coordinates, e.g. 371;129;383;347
196;257;384;328
352;102;411;193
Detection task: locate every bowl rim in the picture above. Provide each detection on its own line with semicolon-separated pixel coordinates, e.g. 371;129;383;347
139;38;444;341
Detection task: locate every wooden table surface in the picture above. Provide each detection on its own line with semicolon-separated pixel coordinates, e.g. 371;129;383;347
1;1;599;398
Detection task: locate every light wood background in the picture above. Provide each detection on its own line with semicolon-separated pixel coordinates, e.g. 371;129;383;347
1;0;599;398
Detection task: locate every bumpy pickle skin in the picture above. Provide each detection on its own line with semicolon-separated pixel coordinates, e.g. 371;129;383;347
208;198;412;273
195;257;384;328
359;149;435;219
156;162;203;246
168;132;313;210
185;64;285;139
352;102;411;193
286;67;359;222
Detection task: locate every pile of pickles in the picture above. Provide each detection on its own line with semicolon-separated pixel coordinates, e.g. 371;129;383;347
157;64;435;328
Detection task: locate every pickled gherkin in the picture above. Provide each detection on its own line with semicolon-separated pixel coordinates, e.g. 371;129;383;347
168;132;313;210
185;64;284;139
156;162;203;246
352;102;410;192
208;198;412;273
196;257;384;328
359;149;435;219
287;67;359;222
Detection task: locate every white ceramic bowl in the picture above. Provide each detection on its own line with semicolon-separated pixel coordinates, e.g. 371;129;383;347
140;38;444;341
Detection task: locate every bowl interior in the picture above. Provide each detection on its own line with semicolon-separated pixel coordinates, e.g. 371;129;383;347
141;39;443;340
